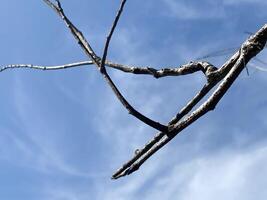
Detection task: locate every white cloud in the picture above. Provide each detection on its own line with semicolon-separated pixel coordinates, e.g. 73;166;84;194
39;142;267;200
140;145;267;200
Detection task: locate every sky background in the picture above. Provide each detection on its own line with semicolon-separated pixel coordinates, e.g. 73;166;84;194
0;0;267;200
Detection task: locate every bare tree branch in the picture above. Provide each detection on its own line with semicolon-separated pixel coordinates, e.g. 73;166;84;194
2;1;266;180
43;0;100;63
43;0;168;132
106;61;218;80
100;0;127;73
0;60;218;80
112;24;267;179
0;61;93;72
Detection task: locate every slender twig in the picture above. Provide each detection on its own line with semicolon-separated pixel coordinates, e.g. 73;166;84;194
100;0;127;73
0;61;93;72
43;0;100;64
95;0;169;132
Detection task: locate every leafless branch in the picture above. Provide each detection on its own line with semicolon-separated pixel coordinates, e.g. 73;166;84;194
112;24;267;179
43;0;100;64
100;0;127;73
0;61;93;72
2;1;266;180
0;60;218;80
43;0;168;132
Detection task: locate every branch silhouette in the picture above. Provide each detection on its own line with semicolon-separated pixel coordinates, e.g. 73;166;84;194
1;1;267;179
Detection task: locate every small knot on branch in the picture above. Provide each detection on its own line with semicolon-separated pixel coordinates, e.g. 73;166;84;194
197;62;218;83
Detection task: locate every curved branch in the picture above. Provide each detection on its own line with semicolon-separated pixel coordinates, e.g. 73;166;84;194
44;0;168;132
0;60;217;80
100;0;127;73
107;61;218;79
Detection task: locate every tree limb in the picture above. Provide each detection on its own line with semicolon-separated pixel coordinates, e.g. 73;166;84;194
112;24;267;179
44;0;168;132
3;1;266;180
0;60;217;80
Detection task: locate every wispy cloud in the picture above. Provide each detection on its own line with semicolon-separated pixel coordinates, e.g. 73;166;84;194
161;0;225;20
8;73;108;179
39;141;267;200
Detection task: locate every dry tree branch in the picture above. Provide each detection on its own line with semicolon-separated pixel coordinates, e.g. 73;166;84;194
43;0;100;64
112;24;267;179
2;1;266;180
0;60;217;79
43;0;168;132
42;0;223;134
0;61;93;72
108;61;218;79
111;82;217;179
100;0;127;73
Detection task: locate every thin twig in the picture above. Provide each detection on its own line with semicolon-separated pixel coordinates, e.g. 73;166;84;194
0;61;93;72
100;0;127;73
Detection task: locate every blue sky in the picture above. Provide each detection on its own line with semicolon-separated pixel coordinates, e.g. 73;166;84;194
0;0;267;199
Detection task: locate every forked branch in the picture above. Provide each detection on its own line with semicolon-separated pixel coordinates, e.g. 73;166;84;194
1;1;266;180
112;24;267;179
43;0;168;132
